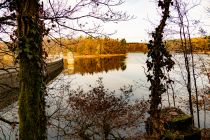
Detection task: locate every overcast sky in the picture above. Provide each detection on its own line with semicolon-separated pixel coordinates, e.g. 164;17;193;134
103;0;210;42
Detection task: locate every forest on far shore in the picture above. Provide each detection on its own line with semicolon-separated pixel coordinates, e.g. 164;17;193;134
0;36;209;65
43;36;147;56
43;36;210;56
166;36;210;53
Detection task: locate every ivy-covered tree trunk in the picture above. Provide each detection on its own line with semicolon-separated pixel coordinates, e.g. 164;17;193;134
16;0;46;139
146;0;173;138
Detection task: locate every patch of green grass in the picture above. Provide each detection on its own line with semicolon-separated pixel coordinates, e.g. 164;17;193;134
171;114;191;122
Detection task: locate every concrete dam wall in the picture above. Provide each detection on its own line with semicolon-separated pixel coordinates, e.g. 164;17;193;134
0;59;64;110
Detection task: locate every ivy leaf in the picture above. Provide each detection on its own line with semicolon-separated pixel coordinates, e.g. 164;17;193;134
27;54;33;60
30;29;36;34
23;47;30;53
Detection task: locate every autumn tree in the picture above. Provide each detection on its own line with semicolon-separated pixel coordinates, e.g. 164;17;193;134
48;78;148;139
69;37;127;55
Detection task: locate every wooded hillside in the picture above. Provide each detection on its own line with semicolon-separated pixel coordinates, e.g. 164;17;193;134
44;37;127;56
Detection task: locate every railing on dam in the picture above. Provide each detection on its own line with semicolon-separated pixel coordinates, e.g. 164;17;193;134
0;58;64;110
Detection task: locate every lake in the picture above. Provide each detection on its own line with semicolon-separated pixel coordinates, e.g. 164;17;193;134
55;53;209;100
0;53;209;139
62;53;149;98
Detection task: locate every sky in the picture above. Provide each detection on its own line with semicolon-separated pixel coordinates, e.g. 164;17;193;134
1;0;208;43
102;0;210;42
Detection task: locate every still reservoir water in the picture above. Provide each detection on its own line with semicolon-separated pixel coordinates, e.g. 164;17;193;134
47;53;209;131
58;53;209;100
57;53;209;124
62;53;149;98
0;53;209;139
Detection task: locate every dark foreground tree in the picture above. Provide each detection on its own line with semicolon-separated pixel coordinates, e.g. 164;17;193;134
146;0;174;138
16;0;47;139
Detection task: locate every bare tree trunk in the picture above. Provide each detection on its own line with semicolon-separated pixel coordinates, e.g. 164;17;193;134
203;97;206;129
16;0;47;139
185;15;200;128
174;0;194;125
166;87;171;107
167;72;176;107
170;82;176;107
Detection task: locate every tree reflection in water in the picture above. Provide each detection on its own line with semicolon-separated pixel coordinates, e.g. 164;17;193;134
64;55;127;75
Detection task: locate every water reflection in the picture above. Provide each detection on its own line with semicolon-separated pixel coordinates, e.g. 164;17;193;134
63;55;127;75
0;53;209;139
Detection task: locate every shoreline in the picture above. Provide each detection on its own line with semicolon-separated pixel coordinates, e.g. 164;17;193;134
73;54;127;58
169;51;210;55
71;52;209;59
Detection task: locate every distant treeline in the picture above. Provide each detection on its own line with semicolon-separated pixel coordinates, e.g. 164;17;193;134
126;43;148;53
73;37;128;55
44;37;128;56
28;36;210;57
165;36;210;53
0;43;14;67
43;36;148;56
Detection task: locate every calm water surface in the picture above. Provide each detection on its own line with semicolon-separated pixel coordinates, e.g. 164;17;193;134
0;53;209;139
54;53;210;128
60;53;209;100
62;53;149;98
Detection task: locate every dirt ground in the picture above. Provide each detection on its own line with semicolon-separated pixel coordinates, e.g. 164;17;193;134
201;128;210;140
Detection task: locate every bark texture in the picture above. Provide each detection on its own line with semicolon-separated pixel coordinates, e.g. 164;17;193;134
16;0;46;139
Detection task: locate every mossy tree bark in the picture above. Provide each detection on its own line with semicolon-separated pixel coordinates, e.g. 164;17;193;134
16;0;46;139
146;0;173;138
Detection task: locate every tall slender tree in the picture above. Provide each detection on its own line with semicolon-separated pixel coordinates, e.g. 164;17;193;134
172;0;203;126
